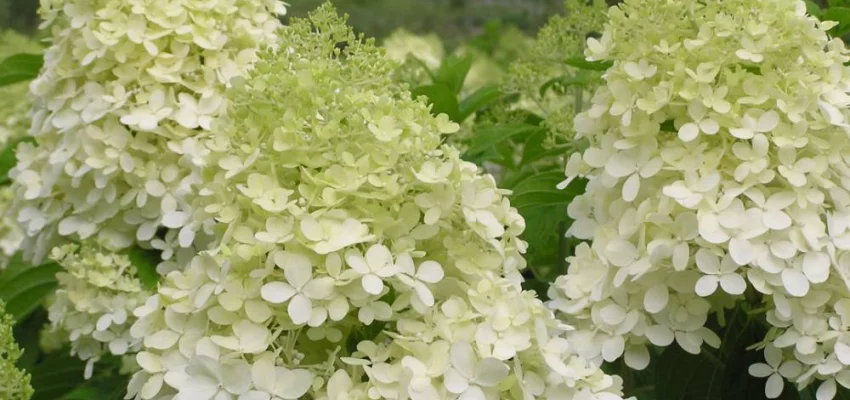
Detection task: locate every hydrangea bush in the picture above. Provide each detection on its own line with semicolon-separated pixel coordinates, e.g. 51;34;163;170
10;0;284;264
124;7;628;400
549;0;850;398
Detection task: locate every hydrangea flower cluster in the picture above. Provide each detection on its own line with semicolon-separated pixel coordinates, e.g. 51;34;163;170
10;0;284;264
384;27;530;96
384;29;445;71
503;0;607;143
548;0;850;397
0;31;43;266
0;300;33;400
125;7;628;400
46;244;152;378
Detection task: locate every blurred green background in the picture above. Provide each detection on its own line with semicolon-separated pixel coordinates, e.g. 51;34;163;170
0;0;572;46
284;0;562;47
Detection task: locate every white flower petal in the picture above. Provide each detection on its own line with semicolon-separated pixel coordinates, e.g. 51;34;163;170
260;282;297;304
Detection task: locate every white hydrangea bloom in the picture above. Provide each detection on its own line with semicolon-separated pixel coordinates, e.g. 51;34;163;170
46;244;152;379
549;0;850;398
126;7;630;400
0;31;43;267
10;0;285;264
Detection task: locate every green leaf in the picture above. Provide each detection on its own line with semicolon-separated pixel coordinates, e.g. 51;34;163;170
517;203;571;282
411;84;461;121
822;7;850;37
433;54;473;95
655;344;726;400
0;53;43;87
509;171;586;209
464;123;540;156
660;119;676;133
468;19;503;56
128;247;160;291
60;373;128;400
0;136;36;184
655;308;805;400
563;56;613;71
13;308;46;370
506;169;587;285
0;255;61;322
520;129;569;166
29;352;87;400
539;70;597;97
806;0;822;15
457;85;503;121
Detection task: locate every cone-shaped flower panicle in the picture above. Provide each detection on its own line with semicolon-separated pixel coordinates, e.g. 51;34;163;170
549;0;850;397
10;0;285;264
126;6;629;400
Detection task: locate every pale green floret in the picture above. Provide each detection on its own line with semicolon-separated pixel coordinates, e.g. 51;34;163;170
384;29;445;71
504;0;607;144
126;5;628;400
46;243;151;377
549;0;850;398
0;301;33;400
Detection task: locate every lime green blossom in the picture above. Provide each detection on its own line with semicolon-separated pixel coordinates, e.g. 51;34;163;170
457;26;534;94
384;29;445;71
384;29;444;88
385;27;532;95
46;243;151;377
549;0;850;398
504;0;607;143
0;300;33;400
10;0;285;264
126;6;628;400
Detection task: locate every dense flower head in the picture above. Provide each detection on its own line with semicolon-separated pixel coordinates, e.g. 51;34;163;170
126;6;628;400
46;243;151;378
549;0;850;397
0;300;33;400
9;0;285;264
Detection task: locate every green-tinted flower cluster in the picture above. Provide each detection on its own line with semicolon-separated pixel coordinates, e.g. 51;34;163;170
0;300;33;400
126;6;628;400
46;244;151;378
0;30;42;266
384;27;533;95
10;0;284;264
549;0;850;397
504;0;607;143
384;29;445;71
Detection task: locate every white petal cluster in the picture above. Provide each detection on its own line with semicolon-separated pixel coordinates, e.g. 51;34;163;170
10;0;284;264
0;31;42;267
548;0;850;397
125;7;629;400
46;244;151;378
